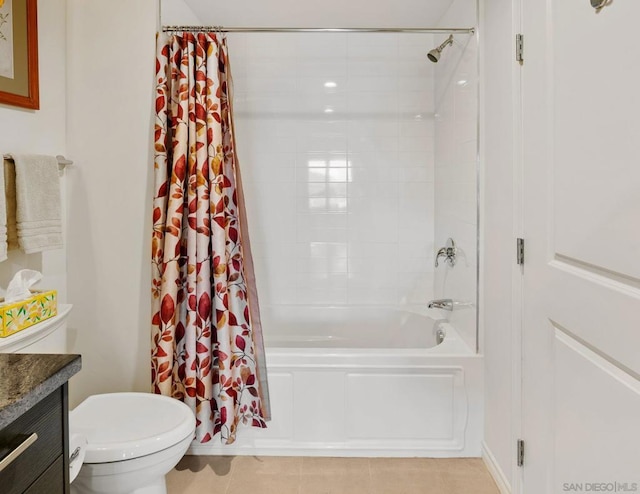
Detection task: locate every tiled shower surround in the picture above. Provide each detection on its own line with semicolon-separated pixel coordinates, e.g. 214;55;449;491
230;32;438;307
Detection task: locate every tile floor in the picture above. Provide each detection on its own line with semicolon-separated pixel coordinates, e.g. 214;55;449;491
167;456;500;494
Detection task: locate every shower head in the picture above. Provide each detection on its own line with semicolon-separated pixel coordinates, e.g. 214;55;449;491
427;35;454;63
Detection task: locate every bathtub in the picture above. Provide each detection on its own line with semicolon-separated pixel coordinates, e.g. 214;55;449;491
188;306;483;457
262;306;445;349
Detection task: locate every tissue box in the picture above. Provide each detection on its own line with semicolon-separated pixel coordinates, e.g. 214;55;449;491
0;290;58;338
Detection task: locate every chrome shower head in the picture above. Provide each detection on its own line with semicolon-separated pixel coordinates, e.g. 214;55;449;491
427;49;441;63
427;35;454;63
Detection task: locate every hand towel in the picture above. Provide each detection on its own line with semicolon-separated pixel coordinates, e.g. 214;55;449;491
4;158;19;251
0;157;7;261
9;154;63;254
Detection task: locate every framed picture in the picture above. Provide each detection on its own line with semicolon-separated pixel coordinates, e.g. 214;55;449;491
0;0;38;110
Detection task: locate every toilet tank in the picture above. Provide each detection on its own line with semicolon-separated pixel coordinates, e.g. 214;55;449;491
0;304;72;353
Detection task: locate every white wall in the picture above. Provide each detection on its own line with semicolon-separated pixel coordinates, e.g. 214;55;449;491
178;0;455;28
65;0;157;407
434;0;479;352
481;0;518;490
230;32;436;309
0;0;68;303
160;0;200;24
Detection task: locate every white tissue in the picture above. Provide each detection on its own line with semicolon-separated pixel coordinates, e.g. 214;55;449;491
69;433;87;482
3;269;42;304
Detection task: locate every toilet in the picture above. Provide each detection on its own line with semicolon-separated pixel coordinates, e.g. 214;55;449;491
1;305;195;493
70;392;196;494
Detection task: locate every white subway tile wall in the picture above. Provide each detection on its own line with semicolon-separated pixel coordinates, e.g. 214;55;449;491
232;32;438;308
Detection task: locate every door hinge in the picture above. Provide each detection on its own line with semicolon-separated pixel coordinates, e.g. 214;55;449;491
516;238;525;265
516;34;524;63
517;439;525;466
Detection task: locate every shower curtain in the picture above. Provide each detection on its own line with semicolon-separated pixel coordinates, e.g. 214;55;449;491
151;31;270;444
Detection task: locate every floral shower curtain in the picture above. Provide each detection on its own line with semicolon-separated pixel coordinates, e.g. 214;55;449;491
151;31;270;444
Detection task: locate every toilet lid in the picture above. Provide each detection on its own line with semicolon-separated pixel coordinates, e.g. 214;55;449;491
70;393;196;464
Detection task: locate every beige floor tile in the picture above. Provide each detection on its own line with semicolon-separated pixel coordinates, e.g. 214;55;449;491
371;470;446;494
167;456;233;494
441;471;500;494
433;458;489;475
301;457;371;476
167;455;500;494
226;473;301;494
369;458;441;474
175;455;235;476
300;474;372;494
231;455;302;476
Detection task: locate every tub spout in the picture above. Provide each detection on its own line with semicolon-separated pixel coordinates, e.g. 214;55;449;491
428;299;453;311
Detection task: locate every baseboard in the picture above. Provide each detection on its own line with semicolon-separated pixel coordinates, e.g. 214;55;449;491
482;441;511;494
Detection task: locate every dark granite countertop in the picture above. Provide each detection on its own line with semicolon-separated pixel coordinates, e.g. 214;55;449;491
0;353;81;429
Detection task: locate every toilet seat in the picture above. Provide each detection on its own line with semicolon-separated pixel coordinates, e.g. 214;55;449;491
70;392;195;464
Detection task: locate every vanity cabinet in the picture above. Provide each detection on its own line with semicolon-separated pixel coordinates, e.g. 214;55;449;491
0;354;81;494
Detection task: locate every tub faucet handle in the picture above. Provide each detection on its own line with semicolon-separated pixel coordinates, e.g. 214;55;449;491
428;299;454;311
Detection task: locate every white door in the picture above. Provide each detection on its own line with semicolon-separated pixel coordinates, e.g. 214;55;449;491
521;1;640;493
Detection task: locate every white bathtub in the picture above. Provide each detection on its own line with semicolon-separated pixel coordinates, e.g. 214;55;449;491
262;306;444;349
189;306;483;457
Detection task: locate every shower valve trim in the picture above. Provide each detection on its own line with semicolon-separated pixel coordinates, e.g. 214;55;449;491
435;238;457;267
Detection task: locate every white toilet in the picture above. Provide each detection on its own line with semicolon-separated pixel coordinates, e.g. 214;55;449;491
0;305;196;494
70;392;196;494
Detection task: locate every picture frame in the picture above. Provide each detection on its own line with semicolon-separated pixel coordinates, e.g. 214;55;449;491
0;0;39;110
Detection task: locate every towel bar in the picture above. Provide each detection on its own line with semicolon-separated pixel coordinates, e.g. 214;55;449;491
3;154;74;168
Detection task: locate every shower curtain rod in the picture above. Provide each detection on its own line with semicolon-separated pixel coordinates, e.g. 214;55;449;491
162;26;475;34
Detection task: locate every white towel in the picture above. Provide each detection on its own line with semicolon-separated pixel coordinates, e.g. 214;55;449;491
0;158;7;261
9;154;63;254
